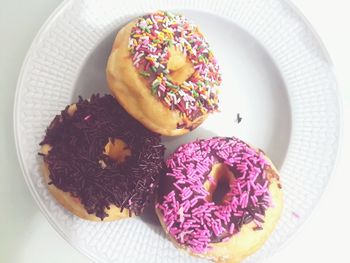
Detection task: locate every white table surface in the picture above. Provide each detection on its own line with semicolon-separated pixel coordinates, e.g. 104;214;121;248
1;0;349;262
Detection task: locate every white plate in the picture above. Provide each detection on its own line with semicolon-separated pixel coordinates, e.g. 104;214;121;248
14;0;341;262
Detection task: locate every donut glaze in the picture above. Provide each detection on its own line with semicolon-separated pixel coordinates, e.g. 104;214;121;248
39;94;165;221
156;137;283;262
107;11;221;136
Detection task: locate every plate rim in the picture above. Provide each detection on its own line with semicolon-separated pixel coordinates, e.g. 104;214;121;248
269;0;344;252
13;0;343;262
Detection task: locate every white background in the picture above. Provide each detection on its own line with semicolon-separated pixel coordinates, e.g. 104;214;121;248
0;0;349;262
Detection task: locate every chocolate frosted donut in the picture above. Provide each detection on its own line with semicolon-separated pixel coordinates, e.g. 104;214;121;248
156;137;283;262
39;94;165;221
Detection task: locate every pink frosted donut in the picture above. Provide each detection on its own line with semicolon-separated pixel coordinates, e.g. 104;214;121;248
156;137;283;262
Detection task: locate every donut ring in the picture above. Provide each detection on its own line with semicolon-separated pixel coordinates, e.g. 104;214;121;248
156;137;283;262
107;11;221;136
39;94;165;221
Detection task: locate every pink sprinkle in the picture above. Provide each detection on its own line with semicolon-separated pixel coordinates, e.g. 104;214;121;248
167;220;175;230
214;211;226;221
237;183;242;195
222;237;230;242
84;115;91;121
255;213;264;220
254;219;263;228
292;211;300;219
173;183;182;191
183;201;191;213
251;195;258;205
168;190;175;198
170;228;182;235
229;223;235;234
234;211;244;217
190;197;200;207
133;51;139;60
208;176;217;186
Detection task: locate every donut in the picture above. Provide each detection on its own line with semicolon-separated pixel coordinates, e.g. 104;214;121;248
39;94;165;221
107;11;222;136
156;137;283;262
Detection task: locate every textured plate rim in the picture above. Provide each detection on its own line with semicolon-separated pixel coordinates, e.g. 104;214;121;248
267;0;344;253
13;0;343;262
12;0;100;261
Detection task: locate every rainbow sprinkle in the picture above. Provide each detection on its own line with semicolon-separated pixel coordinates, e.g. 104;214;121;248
128;11;221;121
156;137;273;253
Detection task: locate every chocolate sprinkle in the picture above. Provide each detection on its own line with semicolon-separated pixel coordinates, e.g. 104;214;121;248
40;94;165;220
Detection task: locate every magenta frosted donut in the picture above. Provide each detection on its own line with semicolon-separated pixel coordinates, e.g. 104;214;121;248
156;137;283;262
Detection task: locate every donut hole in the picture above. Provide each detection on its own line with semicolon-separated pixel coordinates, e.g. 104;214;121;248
167;47;194;84
204;163;235;204
212;176;231;205
67;103;77;116
103;138;131;164
40;144;52;156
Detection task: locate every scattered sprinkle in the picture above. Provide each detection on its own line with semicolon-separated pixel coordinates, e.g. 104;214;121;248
292;211;300;219
236;113;242;124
